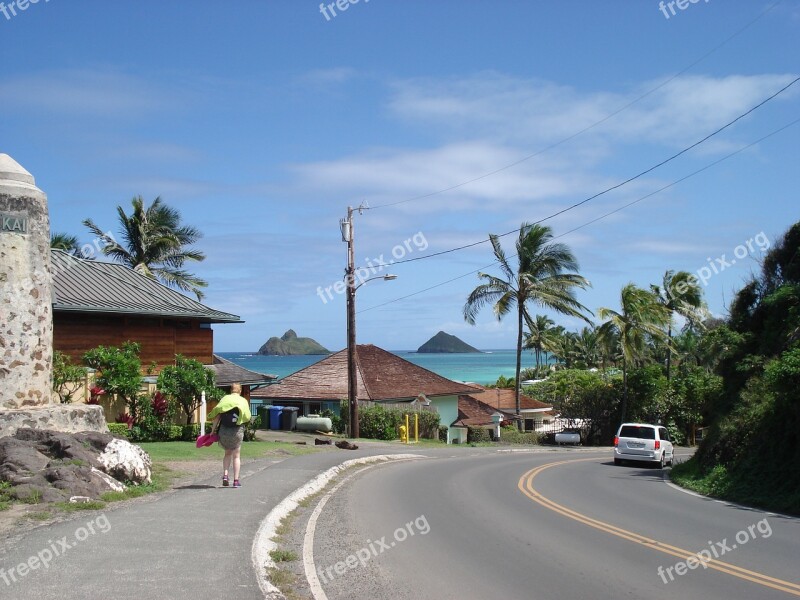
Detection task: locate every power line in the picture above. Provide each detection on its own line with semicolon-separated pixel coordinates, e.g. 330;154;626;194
358;116;800;315
369;75;800;268
367;1;784;210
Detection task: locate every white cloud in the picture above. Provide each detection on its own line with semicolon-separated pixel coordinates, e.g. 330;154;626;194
0;68;173;117
388;72;798;147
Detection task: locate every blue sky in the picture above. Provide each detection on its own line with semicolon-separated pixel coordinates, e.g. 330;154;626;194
2;1;799;352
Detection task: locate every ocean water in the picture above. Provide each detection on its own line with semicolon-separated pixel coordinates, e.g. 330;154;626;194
218;350;544;385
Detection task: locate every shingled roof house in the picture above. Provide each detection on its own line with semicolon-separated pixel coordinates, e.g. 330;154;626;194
251;344;482;442
50;250;272;406
462;386;553;432
51;249;241;369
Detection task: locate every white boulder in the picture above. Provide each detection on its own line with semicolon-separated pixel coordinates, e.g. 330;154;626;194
98;439;152;485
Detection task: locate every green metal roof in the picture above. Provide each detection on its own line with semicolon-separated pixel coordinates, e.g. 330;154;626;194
50;250;243;323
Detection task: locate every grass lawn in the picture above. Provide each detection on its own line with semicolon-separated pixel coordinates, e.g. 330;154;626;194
137;440;316;462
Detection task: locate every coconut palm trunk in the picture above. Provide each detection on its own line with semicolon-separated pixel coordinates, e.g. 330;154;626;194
515;302;524;430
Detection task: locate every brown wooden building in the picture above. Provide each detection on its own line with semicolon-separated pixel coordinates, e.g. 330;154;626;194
51;249;242;371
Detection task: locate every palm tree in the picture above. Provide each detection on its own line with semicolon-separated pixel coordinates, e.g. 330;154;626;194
523;314;555;371
50;232;83;257
575;326;601;369
597;284;671;423
83;196;208;300
464;223;592;429
549;328;579;369
651;270;705;380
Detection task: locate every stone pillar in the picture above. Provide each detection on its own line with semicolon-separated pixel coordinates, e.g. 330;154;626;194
0;154;52;408
0;153;107;437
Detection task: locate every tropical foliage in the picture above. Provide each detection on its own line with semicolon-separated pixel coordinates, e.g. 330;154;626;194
597;284;671;423
672;221;800;514
83;341;145;421
651;270;706;379
523;314;556;371
50;232;84;257
83;196;208;300
464;223;591;429
52;351;88;404
157;355;221;424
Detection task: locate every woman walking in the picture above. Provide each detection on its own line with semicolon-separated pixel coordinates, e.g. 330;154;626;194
208;383;251;488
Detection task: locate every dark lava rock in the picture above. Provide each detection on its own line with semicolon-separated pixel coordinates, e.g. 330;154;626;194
0;429;133;502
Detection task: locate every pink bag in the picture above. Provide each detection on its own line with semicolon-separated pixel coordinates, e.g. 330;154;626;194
195;433;219;448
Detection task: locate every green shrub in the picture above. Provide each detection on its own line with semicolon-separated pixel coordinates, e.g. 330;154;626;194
359;405;398;440
244;416;261;442
157;355;221;425
182;424;200;441
321;408;345;434
467;427;491;443
438;425;448;442
52;350;88;404
83;342;143;420
357;405;441;440
498;426;542;445
107;423;131;439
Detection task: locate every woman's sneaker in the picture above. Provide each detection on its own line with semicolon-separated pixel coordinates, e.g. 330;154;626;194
233;480;241;488
222;476;229;487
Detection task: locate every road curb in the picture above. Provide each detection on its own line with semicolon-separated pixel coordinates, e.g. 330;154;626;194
251;453;425;599
662;473;800;521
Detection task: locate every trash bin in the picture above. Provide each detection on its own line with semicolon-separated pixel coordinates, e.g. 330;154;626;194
256;406;270;429
268;406;284;430
280;406;299;431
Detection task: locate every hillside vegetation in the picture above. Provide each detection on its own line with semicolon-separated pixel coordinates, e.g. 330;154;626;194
258;329;330;356
417;331;481;353
671;222;800;514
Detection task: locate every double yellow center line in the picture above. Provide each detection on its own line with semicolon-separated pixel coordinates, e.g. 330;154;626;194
517;458;800;596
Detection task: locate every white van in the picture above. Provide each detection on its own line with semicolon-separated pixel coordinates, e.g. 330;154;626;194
613;423;674;468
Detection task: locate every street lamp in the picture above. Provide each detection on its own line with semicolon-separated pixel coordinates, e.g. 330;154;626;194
355;273;397;290
341;205;397;438
346;273;397;438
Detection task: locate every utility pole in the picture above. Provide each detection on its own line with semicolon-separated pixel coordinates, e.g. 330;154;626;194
341;205;361;439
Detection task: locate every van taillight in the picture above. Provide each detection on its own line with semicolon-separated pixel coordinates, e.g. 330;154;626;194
655;440;660;450
614;436;619;446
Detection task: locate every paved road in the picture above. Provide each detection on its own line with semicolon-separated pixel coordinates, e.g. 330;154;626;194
308;451;800;599
0;443;424;600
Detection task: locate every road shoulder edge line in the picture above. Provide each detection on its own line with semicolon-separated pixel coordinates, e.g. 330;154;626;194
251;453;425;599
661;474;799;521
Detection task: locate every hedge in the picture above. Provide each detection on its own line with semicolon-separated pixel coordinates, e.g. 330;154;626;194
467;427;492;443
358;405;441;441
107;423;131;439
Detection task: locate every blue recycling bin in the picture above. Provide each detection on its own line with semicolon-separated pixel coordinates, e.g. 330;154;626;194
268;406;284;430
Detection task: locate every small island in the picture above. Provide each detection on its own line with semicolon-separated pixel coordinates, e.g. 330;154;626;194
258;329;330;356
417;331;481;353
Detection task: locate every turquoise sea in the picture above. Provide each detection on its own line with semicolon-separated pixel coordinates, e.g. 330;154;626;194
218;350;545;385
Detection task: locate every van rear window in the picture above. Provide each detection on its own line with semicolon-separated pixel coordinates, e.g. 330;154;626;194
619;426;656;439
